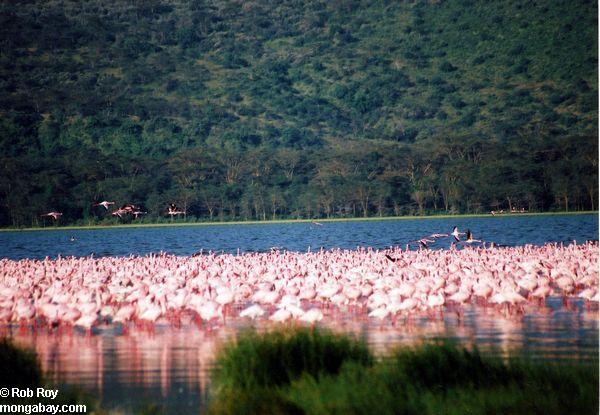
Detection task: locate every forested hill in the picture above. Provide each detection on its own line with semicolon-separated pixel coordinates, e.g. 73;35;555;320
0;0;597;226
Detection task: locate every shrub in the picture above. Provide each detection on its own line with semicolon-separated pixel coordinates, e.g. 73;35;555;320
209;330;599;415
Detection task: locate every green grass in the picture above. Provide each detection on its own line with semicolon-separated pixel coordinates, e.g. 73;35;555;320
0;211;596;233
211;327;373;391
208;329;599;415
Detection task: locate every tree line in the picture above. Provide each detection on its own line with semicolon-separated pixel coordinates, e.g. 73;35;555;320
0;134;596;227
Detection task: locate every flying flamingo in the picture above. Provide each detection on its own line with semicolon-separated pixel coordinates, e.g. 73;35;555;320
413;237;435;249
93;201;115;210
111;208;128;218
166;204;185;218
120;204;138;213
41;211;62;220
451;226;465;242
463;229;482;244
429;233;449;239
132;210;147;219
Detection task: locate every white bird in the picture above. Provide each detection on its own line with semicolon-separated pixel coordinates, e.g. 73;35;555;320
93;201;115;210
368;306;390;320
239;304;265;319
451;226;466;242
300;308;324;324
269;308;292;322
41;211;62;220
197;301;221;321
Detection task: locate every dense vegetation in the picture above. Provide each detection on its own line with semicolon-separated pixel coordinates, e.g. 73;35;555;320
0;0;597;226
208;328;599;414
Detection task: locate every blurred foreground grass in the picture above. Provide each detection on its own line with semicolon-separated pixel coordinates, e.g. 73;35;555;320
2;331;598;414
208;327;599;415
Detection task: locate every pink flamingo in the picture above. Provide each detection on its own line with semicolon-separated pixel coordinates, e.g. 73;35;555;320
93;201;115;210
41;211;62;220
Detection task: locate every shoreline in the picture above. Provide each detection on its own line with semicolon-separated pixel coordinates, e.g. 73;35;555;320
0;211;596;232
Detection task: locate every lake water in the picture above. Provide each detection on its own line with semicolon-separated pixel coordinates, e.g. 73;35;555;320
0;214;598;414
4;298;598;414
0;214;598;259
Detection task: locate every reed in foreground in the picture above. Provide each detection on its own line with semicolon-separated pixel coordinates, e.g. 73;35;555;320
208;328;599;415
211;327;373;390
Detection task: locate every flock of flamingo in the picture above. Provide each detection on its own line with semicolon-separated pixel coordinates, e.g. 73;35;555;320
41;202;186;222
41;203;524;224
0;238;597;333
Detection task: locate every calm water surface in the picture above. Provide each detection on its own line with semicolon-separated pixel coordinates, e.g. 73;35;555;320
0;214;598;259
0;214;598;414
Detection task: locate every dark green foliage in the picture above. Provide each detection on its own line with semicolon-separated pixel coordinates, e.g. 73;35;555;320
0;338;42;389
208;330;599;415
288;359;599;415
208;387;303;415
288;344;599;415
0;0;597;226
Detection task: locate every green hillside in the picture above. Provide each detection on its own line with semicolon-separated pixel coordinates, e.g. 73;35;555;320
0;0;597;226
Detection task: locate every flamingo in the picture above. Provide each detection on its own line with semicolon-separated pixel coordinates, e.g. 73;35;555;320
74;312;98;331
121;204;138;213
167;204;185;218
412;238;435;249
132;210;147;219
93;201;115;210
368;306;390;320
300;308;324;324
239;304;265;319
429;233;449;239
398;297;421;313
269;308;292;323
0;241;596;331
139;303;163;323
464;229;482;244
451;226;465;242
448;290;471;304
41;211;62;220
197;301;221;322
111;208;128;218
385;254;400;262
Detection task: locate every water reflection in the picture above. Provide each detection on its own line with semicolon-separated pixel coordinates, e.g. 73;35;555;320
2;298;597;414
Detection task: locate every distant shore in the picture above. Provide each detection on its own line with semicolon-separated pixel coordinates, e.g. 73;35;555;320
0;211;596;232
